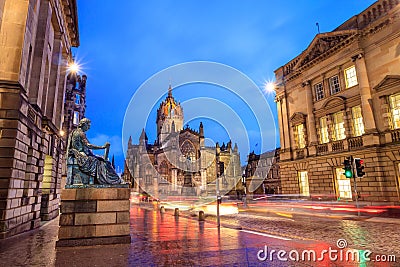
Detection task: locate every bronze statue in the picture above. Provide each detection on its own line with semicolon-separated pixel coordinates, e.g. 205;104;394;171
66;118;123;185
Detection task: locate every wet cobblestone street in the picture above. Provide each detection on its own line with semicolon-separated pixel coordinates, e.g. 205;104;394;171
215;212;400;258
0;204;398;266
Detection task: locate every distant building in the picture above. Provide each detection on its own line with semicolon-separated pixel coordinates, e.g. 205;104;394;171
244;149;281;196
274;0;400;202
0;0;80;238
124;86;243;198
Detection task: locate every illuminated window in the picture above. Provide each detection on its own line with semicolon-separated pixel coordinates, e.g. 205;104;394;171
295;124;306;148
335;168;352;199
389;93;400;129
73;111;79;125
332;111;346;141
314;82;324;101
352;106;365;136
344;66;358;88
329;75;341;95
319;116;329;144
298;171;310;197
75;94;81;105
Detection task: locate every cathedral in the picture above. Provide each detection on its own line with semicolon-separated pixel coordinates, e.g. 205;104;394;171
124;86;243;198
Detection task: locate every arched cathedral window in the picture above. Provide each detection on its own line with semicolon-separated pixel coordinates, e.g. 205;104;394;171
180;140;196;161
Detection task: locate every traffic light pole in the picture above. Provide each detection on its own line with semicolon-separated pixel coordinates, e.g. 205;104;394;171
350;156;360;216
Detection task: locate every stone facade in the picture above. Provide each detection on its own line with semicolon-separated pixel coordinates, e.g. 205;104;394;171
274;0;400;202
0;0;79;238
124;86;243;198
244;149;281;196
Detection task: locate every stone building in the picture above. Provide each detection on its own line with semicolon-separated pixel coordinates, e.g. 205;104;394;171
0;0;79;238
125;86;243;198
274;0;400;202
244;149;281;196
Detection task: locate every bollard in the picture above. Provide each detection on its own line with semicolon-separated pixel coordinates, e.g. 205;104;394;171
198;210;205;221
174;208;179;217
160;206;165;213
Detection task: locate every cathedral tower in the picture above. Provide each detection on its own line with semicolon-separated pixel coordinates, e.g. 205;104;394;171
156;85;183;144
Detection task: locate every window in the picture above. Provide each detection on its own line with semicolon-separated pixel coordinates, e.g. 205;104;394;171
329;75;341;95
298;171;310;197
352;106;365;136
314;82;324;101
295;124;306;148
73;111;79;125
75;94;81;105
181;140;196;161
335;168;352;199
319;116;329;144
389;93;400;129
332;111;346;141
344;66;358;88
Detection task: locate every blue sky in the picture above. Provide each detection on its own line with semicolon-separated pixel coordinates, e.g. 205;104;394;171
75;0;376;171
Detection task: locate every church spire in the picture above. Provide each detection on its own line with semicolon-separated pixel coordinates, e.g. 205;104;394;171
168;84;172;98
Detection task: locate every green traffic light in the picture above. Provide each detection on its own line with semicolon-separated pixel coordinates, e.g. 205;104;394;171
344;169;353;178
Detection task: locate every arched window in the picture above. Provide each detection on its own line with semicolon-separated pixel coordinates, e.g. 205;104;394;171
180;140;196;161
159;161;169;175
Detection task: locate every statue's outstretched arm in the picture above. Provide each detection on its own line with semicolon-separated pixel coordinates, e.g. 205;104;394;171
81;132;109;150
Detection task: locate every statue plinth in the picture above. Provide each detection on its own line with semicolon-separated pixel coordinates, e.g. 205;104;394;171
56;187;131;247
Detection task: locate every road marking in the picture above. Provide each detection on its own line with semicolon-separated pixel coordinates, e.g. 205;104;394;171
240;229;292;240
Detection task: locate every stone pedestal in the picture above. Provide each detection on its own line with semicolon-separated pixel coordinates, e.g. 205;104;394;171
56;185;131;247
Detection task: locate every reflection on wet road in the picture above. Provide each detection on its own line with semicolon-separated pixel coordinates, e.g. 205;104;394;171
0;204;397;266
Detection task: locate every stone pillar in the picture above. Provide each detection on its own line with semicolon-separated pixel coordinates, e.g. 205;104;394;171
353;54;380;146
0;0;29;81
29;0;52;109
281;95;291;150
353;54;376;132
276;97;285;150
304;81;317;155
45;34;63;121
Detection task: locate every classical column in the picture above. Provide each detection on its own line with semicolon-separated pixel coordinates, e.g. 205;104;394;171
275;96;285;150
303;81;318;155
45;34;63;121
280;94;293;161
352;54;376;132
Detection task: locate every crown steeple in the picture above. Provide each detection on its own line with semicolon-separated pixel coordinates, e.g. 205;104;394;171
156;85;184;144
168;84;173;98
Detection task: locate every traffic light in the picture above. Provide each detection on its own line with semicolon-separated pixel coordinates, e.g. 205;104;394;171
354;158;365;177
343;157;353;178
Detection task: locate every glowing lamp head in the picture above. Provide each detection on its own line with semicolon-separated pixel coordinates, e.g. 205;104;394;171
263;81;276;94
68;62;80;74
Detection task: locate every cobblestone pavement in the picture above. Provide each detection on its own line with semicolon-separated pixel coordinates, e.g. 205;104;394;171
0;204;398;266
213;210;400;259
